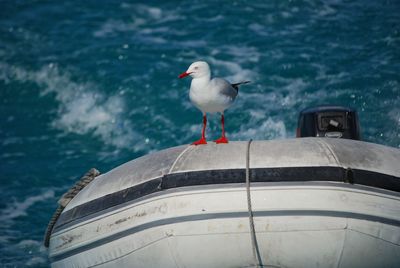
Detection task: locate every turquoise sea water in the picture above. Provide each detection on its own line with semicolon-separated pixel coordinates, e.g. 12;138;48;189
0;0;399;266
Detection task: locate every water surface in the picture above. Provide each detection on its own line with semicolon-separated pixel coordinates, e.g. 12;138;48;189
0;1;399;266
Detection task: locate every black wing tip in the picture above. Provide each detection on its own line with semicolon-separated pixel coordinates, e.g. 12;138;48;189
231;81;251;92
232;81;251;86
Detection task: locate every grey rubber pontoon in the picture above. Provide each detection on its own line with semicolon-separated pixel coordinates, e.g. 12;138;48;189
46;138;400;268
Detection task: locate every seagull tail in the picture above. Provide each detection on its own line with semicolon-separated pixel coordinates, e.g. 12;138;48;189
231;81;250;92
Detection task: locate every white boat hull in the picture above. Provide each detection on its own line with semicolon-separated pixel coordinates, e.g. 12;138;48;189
50;182;400;268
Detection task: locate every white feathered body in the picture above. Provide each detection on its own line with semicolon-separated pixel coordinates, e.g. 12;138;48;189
189;77;237;114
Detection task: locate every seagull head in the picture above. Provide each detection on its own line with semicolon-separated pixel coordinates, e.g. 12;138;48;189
179;61;210;79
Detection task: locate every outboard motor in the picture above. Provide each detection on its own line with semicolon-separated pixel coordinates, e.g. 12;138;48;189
297;106;361;140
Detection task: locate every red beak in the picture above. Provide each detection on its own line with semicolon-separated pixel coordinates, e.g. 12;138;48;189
178;71;191;79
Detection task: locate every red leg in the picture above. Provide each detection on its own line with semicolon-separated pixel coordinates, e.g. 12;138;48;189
192;115;207;145
215;114;229;144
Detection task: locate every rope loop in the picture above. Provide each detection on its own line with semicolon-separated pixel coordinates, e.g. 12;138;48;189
44;168;100;247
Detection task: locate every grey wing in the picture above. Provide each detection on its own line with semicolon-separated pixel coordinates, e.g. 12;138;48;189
211;78;238;99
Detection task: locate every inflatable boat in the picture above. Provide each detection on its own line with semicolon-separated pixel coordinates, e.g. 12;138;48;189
45;107;400;268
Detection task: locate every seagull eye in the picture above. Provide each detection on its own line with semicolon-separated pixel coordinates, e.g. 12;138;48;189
194;66;199;70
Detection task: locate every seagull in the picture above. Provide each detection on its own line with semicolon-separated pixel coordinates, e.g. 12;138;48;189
179;61;249;145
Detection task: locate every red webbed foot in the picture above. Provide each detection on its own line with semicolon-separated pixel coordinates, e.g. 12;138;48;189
192;137;207;145
214;136;228;144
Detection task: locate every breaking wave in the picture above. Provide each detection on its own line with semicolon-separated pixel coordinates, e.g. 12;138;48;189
0;63;147;152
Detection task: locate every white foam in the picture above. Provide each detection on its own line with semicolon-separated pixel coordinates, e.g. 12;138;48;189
281;11;293;19
237;76;310;110
180;107;288;143
17;239;41;248
1;63;146;151
9;240;48;266
93;18;146;37
94;18;172;44
208;58;256;82
142;6;162;20
248;23;269;37
221;45;261;63
95;3;182;38
0;190;54;222
231;117;288;140
200;14;224;22
317;3;337;17
26;257;47;266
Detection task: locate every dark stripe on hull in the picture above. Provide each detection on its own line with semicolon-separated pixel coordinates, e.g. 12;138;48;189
50;209;400;263
54;166;400;232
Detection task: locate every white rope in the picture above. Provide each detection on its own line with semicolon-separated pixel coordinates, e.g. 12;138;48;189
246;139;263;267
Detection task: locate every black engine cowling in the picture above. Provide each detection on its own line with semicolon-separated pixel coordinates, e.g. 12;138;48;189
297;106;361;140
